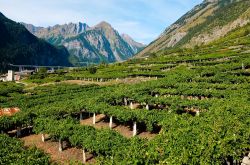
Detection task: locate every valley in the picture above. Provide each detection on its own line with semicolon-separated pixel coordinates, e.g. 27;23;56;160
0;0;250;164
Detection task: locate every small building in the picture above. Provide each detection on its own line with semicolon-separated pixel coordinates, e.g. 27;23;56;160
14;70;34;81
6;70;14;81
0;74;6;82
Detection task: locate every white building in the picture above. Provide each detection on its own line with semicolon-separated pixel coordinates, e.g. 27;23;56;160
6;70;14;81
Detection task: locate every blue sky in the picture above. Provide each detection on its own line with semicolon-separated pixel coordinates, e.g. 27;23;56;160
0;0;203;44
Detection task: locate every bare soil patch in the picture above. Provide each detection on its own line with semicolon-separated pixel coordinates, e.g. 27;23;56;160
21;134;95;165
80;114;156;139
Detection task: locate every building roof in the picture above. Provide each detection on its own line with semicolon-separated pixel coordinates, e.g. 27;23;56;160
0;107;20;117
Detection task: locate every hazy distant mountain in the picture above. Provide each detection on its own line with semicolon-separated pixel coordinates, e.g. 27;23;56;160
22;21;145;65
121;34;145;53
137;0;250;57
0;12;71;72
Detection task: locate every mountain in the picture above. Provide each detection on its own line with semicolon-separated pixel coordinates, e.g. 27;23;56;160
22;21;145;65
137;0;250;57
121;34;145;53
0;12;72;73
22;22;90;45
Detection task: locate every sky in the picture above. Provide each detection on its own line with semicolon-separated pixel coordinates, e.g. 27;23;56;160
0;0;203;44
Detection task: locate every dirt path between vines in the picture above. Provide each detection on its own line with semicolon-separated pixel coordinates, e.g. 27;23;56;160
80;114;156;140
63;77;157;86
21;134;95;165
21;77;157;90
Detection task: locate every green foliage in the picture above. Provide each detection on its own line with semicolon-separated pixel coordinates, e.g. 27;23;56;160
0;134;50;164
0;11;250;163
88;66;97;74
0;82;23;97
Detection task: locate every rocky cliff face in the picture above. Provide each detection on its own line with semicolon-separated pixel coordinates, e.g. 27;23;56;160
22;21;145;65
137;0;250;57
121;34;145;53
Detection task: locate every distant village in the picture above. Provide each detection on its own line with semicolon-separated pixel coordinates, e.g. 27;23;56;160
0;65;66;82
0;70;34;82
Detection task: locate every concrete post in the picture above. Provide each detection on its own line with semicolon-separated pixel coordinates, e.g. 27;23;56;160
242;63;245;70
93;113;96;125
109;116;113;129
124;98;128;106
133;122;137;136
82;148;86;164
42;134;45;142
130;102;133;109
16;127;21;137
80;112;83;120
59;139;63;152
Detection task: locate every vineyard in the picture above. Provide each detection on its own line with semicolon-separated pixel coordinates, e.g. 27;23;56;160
0;22;250;164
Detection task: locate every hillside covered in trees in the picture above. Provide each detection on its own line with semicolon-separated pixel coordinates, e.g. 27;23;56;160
0;12;72;72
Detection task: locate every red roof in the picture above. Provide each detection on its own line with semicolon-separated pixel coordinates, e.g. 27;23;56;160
0;107;20;117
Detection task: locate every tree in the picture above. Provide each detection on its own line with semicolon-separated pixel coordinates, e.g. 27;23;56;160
88;67;97;74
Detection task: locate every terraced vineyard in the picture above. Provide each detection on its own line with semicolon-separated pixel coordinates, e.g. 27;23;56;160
1;22;250;164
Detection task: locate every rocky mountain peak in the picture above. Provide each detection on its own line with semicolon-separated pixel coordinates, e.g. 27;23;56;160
22;20;144;64
204;0;219;3
94;21;113;29
122;34;145;47
121;33;146;53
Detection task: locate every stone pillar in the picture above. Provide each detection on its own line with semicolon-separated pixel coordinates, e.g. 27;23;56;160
109;116;113;129
80;112;83;120
42;134;45;142
242;155;250;165
93;113;96;125
82;148;86;164
16;127;21;137
59;139;63;152
130;102;134;109
133;122;137;137
242;63;245;70
124;98;128;106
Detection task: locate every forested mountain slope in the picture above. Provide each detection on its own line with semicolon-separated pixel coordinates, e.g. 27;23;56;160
0;12;71;72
